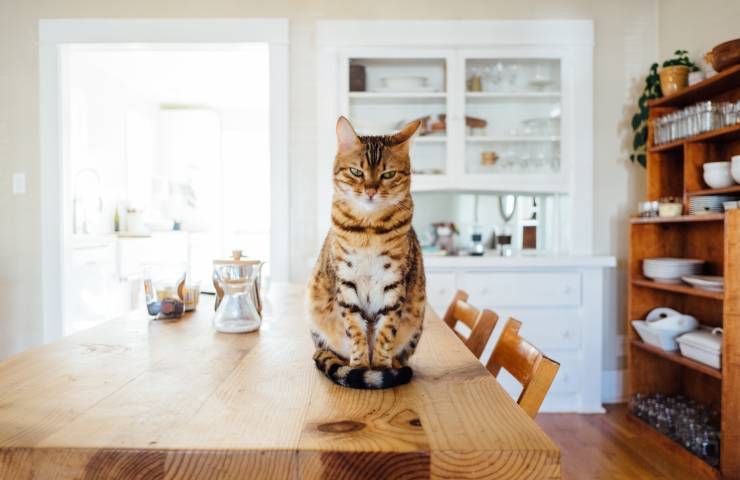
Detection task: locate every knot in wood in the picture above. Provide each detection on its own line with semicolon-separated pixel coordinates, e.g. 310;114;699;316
317;420;366;433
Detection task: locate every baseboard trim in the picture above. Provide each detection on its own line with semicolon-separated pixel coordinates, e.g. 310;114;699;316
602;369;627;404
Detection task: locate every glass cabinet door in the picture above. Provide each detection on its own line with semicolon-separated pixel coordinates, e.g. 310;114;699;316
463;57;562;177
343;54;449;176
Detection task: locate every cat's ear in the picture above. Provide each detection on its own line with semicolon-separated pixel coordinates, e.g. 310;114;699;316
390;120;421;154
336;116;361;154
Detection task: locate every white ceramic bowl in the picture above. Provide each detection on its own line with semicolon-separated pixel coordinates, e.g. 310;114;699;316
731;154;740;168
704;161;731;171
732;165;740;184
704;168;735;189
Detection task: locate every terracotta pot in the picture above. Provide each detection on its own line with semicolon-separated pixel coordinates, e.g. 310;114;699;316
659;65;689;96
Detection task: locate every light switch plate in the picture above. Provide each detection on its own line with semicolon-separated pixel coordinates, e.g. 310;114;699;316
12;173;26;195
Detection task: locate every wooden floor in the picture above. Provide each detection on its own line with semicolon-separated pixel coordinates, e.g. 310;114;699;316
537;404;715;480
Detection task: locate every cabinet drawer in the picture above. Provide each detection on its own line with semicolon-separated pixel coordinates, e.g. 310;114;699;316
497;350;581;396
547;351;582;394
493;308;581;351
462;272;581;307
426;271;457;312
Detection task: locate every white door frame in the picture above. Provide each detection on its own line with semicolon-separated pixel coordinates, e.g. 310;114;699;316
39;19;290;342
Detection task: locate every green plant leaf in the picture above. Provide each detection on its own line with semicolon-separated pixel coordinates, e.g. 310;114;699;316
633;133;642;150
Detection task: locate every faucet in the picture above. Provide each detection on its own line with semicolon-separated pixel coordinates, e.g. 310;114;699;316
72;168;103;235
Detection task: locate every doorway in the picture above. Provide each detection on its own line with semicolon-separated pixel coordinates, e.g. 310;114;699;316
39;20;288;339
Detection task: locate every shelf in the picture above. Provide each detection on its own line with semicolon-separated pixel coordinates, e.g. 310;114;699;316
632;277;724;300
465;91;560;100
348;91;446;103
415;136;447;143
649;123;740;153
631;339;722;380
687;185;740;197
410;174;568;194
648;64;740;109
626;413;721;479
466;136;560;143
630;213;724;224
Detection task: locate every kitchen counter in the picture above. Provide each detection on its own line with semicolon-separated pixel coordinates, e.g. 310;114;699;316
0;284;560;479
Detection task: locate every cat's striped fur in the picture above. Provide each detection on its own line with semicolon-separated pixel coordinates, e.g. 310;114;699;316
307;117;426;389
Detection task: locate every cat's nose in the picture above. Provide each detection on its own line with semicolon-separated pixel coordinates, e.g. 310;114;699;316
366;188;377;199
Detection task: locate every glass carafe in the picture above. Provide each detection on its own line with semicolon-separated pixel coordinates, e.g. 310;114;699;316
212;253;264;333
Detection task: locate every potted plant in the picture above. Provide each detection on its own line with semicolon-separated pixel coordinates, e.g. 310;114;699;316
631;50;700;167
659;49;700;96
630;63;661;167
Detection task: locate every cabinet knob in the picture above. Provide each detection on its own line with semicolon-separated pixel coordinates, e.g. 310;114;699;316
562;330;571;339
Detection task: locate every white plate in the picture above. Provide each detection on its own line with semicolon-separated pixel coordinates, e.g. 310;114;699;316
643;259;703;282
681;275;724;292
371;86;439;93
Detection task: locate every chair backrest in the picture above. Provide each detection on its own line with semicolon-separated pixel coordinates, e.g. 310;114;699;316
442;290;499;358
486;318;560;418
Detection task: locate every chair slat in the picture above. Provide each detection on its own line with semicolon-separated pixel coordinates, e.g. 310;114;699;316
465;309;498;358
441;290;498;360
486;318;560;418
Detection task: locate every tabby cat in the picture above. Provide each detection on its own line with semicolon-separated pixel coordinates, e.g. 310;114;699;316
307;116;426;389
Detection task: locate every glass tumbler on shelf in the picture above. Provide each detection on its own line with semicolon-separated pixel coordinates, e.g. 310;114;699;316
720;102;736;128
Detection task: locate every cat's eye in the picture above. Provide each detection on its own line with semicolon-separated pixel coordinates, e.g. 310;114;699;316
349;167;364;177
381;170;396;180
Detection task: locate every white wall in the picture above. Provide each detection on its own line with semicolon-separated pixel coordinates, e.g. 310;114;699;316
0;0;658;375
658;0;740;66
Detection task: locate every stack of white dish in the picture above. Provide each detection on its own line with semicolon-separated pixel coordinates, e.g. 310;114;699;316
732;155;740;183
643;258;703;283
703;161;734;188
632;307;699;351
682;275;724;292
689;195;737;215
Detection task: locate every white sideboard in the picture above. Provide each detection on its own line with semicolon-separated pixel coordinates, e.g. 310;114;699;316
425;255;615;413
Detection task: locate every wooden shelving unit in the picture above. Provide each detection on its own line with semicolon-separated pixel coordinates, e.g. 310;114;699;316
629;67;740;479
630;213;724;224
631;339;722;379
632;277;724;301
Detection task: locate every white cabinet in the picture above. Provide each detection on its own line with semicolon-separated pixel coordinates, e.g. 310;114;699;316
425;259;611;413
316;20;595;255
425;271;457;314
316;21;607;412
461;271;581;307
64;236;128;334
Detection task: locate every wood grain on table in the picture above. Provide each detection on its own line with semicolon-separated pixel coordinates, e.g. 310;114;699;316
0;284;560;479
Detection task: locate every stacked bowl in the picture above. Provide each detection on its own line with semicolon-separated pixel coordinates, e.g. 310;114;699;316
703;161;733;189
643;258;704;284
732;155;740;183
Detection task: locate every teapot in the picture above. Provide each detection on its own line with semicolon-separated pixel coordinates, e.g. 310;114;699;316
212;250;265;333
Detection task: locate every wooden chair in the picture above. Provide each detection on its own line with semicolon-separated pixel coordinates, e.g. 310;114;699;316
486;318;560;418
442;290;499;358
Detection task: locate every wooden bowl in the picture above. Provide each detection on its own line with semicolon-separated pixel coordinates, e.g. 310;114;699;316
705;38;740;72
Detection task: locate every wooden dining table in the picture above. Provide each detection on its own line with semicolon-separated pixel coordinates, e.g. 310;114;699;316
0;284;560;479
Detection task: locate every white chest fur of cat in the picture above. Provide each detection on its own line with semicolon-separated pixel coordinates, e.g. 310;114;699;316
336;246;401;317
